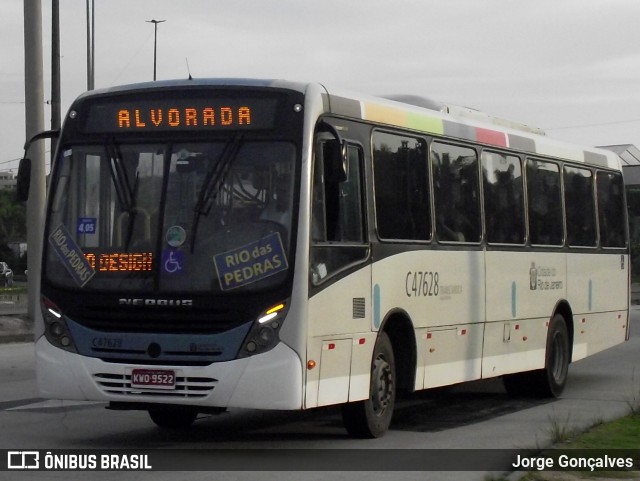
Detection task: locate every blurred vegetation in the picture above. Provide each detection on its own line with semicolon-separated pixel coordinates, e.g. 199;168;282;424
0;189;27;275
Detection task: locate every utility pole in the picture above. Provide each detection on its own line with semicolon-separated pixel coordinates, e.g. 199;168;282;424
51;0;61;161
23;0;46;321
146;19;165;81
86;0;94;90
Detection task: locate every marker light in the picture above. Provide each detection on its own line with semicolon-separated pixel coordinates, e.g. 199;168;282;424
239;301;288;358
40;296;77;353
258;303;285;324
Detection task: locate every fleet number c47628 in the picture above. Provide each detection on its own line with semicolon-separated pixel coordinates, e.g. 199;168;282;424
406;271;439;297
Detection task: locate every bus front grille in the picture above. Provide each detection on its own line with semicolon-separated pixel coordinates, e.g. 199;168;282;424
93;373;217;398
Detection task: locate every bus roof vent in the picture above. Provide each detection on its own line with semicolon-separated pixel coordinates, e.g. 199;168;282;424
380;94;448;113
380;94;545;136
445;104;546;136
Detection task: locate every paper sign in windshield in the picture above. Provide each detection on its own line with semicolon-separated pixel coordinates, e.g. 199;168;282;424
77;217;97;235
214;232;288;291
49;223;96;287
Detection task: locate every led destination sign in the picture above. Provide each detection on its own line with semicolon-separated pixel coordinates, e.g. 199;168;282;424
83;96;278;133
85;252;153;273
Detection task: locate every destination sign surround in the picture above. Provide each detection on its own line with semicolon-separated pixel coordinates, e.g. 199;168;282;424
82;96;279;133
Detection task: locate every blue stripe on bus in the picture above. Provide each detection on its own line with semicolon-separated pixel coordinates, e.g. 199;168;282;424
374;284;381;329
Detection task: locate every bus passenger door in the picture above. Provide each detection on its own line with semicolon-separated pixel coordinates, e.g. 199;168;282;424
307;137;372;408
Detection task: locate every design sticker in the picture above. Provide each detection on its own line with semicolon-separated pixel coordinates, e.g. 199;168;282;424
49;223;96;287
214;232;288;291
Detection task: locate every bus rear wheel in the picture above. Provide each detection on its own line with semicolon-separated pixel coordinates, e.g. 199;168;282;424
503;313;570;398
341;332;396;438
148;407;198;429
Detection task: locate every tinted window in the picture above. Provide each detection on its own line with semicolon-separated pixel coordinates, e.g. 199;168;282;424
482;151;525;244
311;142;368;284
564;166;597;247
373;132;430;240
597;171;626;248
526;159;563;246
432;142;481;243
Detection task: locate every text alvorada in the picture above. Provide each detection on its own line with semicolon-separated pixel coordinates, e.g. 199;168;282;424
117;106;252;128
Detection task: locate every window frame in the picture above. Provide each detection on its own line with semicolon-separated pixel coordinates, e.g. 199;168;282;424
481;149;526;246
371;129;432;243
596;169;628;249
430;140;482;245
562;164;598;249
310;139;370;286
525;157;565;247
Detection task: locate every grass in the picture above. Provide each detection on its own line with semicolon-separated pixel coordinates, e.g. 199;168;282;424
545;412;576;445
0;286;27;295
558;413;640;450
514;413;640;480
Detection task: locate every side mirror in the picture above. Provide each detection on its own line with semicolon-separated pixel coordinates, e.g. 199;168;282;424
316;121;347;183
322;140;347;183
17;129;60;202
16;158;31;202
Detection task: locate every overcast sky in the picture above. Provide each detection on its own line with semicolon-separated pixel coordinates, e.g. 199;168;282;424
3;0;640;172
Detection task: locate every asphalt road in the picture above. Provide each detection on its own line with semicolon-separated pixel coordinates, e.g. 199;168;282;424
0;307;638;481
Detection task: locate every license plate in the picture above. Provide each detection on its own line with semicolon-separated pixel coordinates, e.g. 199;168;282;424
130;369;176;389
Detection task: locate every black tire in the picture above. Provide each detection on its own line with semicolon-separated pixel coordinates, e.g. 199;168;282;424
148;407;198;429
341;331;396;438
503;313;570;398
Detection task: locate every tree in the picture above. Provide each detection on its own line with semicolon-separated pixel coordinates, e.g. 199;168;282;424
0;190;26;269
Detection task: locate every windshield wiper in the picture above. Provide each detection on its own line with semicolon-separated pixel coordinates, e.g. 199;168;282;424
190;135;243;251
105;139;139;249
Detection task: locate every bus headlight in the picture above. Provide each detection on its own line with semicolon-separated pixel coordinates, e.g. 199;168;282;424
41;296;77;353
239;301;287;358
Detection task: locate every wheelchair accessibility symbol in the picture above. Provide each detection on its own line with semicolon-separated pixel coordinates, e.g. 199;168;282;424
162;250;184;274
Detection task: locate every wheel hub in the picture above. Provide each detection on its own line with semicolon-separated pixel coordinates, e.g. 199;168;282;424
372;355;394;415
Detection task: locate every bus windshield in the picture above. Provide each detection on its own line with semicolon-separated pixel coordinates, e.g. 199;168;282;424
44;140;297;293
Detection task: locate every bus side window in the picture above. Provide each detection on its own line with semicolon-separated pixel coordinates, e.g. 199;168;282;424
372;132;430;241
311;141;367;284
597;171;626;248
564;166;597;247
482;151;525;245
526;159;563;246
431;142;481;243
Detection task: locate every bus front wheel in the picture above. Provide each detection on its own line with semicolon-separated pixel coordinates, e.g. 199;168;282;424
148;407;198;429
341;331;396;438
503;313;570;398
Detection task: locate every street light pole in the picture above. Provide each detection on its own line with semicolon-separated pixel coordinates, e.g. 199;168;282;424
86;0;94;90
146;19;165;81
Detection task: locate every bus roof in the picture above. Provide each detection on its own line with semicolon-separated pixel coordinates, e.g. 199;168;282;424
72;78;622;171
321;85;622;170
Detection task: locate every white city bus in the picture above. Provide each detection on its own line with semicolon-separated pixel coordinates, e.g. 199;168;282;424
21;79;629;438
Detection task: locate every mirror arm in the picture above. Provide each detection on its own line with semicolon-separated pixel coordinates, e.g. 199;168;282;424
23;129;60;153
16;129;60;202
